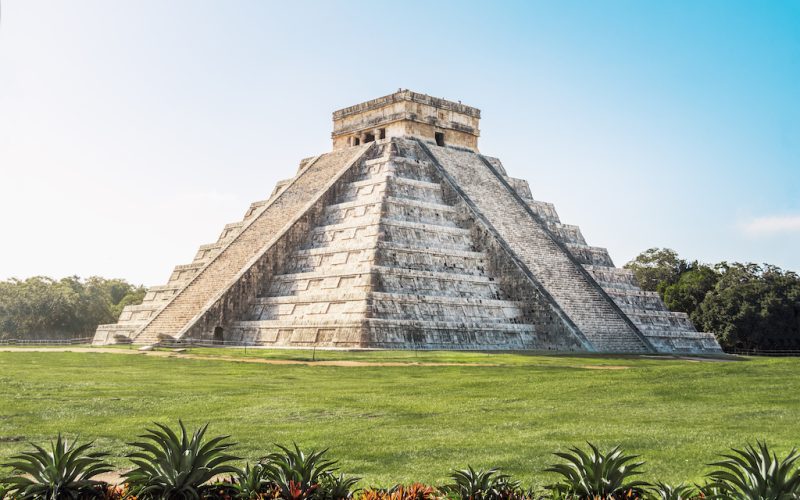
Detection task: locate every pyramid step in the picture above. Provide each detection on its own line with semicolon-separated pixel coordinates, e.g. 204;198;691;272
355;156;437;183
227;319;364;346
242;199;269;220
374;266;503;299
305;217;474;252
322;198;382;226
605;289;668;312
370;291;525;323
306;223;380;250
217;221;245;243
142;284;182;303
193;242;224;263
363;318;541;350
565;243;615;267
265;265;502;300
339;173;444;204
379;220;474;252
387;176;445;204
248;294;368;321
167;262;205;286
226;318;539;349
283;245;374;275
325;195;455;214
626;309;695;331
506;177;533;200
118;303;163;323
92;323;145;345
383;197;462;228
338;176;389;203
266;267;372;296
545;222;587;246
323;195;462;228
376;242;489;276
526;200;561;223
644;329;723;354
584;265;639;290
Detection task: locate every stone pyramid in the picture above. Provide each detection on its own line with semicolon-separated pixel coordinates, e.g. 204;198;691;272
94;90;722;354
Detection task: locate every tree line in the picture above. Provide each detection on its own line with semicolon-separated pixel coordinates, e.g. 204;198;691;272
1;250;798;350
624;248;800;351
0;276;146;340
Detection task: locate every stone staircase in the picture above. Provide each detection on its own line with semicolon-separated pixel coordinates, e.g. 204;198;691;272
93;147;370;345
470;149;722;354
423;142;655;353
226;142;551;349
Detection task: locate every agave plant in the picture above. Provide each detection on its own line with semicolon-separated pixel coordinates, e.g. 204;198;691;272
223;462;274;499
544;442;648;499
317;472;362;500
124;420;240;499
261;443;338;500
705;441;800;499
0;434;112;500
446;466;521;500
648;482;696;500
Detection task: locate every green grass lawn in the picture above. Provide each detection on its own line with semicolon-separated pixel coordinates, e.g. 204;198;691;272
0;349;798;488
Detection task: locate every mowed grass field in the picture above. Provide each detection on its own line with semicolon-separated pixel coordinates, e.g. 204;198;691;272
0;348;798;488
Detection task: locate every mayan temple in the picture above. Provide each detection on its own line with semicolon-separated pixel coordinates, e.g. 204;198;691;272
94;90;722;354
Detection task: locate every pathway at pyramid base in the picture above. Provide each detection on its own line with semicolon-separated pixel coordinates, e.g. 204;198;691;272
94;137;722;355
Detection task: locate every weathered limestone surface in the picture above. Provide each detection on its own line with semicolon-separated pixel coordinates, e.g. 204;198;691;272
95;145;372;345
421;143;651;353
332;90;481;151
478;158;720;354
94;90;722;354
225;140;584;350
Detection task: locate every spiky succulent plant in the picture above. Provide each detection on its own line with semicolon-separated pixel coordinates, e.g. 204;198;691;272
446;465;521;500
705;441;800;499
1;434;112;500
124;420;239;499
648;482;696;500
261;443;338;500
545;442;648;498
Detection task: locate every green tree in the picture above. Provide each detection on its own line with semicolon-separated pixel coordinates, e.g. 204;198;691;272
694;263;800;350
110;285;147;319
0;276;147;340
662;264;719;321
624;248;689;295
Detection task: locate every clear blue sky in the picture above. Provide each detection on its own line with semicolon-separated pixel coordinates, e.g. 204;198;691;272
1;1;798;285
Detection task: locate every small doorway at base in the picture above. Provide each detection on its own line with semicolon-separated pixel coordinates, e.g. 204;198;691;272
213;326;224;345
435;132;445;146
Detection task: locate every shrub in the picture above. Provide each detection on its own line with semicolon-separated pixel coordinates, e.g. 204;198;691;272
318;472;361;500
124;421;240;499
705;441;800;499
261;443;338;500
544;443;648;499
647;482;696;500
0;434;112;500
220;462;277;500
358;483;443;500
446;466;523;500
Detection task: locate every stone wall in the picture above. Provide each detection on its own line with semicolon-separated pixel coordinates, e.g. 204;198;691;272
332;90;481;151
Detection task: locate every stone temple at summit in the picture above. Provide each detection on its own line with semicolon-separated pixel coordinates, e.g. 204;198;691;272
94;90;722;354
